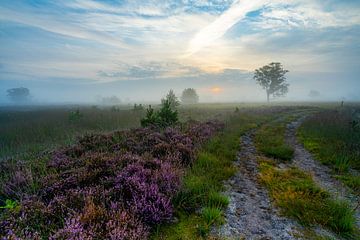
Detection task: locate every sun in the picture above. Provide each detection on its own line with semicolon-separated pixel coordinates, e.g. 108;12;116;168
211;87;223;93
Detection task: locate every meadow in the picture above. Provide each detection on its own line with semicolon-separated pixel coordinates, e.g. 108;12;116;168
0;102;359;239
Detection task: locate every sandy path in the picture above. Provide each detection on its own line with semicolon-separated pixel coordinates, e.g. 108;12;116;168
213;131;300;240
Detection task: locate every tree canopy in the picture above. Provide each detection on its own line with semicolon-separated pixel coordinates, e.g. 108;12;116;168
161;89;180;109
254;62;289;102
180;88;199;104
6;87;31;103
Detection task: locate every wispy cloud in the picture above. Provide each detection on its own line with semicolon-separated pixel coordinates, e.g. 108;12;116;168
187;0;268;55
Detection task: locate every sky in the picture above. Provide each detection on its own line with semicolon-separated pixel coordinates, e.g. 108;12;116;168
0;0;359;104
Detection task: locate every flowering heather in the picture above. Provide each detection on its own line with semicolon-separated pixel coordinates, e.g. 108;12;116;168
0;120;223;239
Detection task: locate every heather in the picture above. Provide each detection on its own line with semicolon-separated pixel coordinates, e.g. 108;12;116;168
0;120;224;239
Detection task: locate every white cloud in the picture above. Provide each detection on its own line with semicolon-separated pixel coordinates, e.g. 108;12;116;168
186;0;269;55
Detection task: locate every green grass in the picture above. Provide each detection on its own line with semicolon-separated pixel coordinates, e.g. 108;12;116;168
201;207;224;225
258;157;357;238
298;107;360;193
255;119;294;161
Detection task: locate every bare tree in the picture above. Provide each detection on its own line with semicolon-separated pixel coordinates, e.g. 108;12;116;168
254;62;289;102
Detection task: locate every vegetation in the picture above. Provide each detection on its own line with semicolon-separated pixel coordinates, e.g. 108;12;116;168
181;88;199;104
0;117;223;238
6;87;31;103
162;89;180;109
0;104;242;159
152;109;285;239
259;157;356;236
255;109;358;238
0;106;145;159
254;62;289;102
133;103;145;111
1;104;359;239
298;107;360;193
255;118;294;161
140;100;178;128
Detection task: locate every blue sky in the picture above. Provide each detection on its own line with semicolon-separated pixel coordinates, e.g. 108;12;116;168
0;0;359;103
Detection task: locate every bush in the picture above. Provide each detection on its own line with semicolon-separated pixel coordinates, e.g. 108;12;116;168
140;100;178;128
68;109;83;122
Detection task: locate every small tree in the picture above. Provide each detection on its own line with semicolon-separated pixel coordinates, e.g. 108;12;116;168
181;88;199;104
158;99;178;127
161;89;180;109
6;87;31;103
308;90;320;98
140;100;178;128
140;105;160;127
254;62;289;102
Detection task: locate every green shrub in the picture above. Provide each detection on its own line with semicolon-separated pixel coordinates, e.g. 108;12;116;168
140;100;178;128
68;109;83;122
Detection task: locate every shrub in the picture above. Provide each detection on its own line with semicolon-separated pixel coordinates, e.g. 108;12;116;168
140;100;178;128
68;109;83;122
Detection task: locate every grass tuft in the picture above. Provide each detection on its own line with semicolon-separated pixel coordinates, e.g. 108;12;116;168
201;207;224;225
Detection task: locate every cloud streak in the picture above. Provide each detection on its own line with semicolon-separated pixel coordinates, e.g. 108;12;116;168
187;0;268;55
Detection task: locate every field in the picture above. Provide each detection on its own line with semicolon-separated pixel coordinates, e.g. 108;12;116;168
0;103;359;239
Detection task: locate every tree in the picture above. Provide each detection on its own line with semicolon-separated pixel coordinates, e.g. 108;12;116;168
181;88;199;104
6;87;31;103
140;100;178;128
308;90;320;98
254;62;289;102
161;89;180;109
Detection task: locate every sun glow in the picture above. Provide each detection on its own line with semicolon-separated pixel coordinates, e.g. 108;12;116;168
211;86;223;94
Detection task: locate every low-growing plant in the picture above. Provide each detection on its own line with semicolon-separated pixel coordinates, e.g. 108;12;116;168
298;108;360;192
0;199;17;209
255;123;294;161
207;191;229;208
258;157;356;236
0;119;223;239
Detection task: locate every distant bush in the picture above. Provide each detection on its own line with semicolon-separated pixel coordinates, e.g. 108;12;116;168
133;103;145;111
68;109;83;122
110;105;122;112
141;100;178;128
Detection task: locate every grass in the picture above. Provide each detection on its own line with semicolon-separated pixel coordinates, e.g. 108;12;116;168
255;117;295;161
258;157;357;237
298;107;360;193
0;104;251;160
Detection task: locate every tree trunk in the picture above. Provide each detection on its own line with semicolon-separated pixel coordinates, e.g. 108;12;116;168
266;90;270;103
